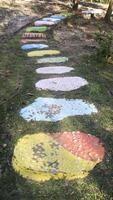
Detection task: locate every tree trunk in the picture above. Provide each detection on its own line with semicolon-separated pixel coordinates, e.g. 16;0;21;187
105;0;113;22
72;0;78;10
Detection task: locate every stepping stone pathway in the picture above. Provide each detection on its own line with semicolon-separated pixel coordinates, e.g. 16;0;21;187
20;97;97;122
12;12;105;182
21;44;49;50
36;66;74;74
12;132;105;182
35;77;88;91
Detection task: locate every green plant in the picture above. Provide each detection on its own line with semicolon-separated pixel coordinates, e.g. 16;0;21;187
95;30;112;62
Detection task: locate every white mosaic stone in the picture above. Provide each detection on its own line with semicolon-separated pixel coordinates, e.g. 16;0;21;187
36;66;74;74
35;77;88;91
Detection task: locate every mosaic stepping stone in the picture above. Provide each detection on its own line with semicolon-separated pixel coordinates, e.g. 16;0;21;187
12;132;105;182
34;20;55;26
37;56;68;64
27;50;60;57
35;76;88;91
42;17;61;22
36;66;74;74
20;97;98;122
82;9;103;14
50;15;66;20
22;33;46;39
26;26;48;33
21;44;49;50
20;39;48;44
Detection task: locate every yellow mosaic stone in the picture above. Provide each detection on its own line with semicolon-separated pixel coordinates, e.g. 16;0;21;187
27;50;60;57
12;133;97;182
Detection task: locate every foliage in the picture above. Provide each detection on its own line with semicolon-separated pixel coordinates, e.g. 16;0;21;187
94;30;112;62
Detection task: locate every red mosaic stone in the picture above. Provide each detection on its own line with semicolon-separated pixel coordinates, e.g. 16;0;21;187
20;39;48;44
22;33;46;39
52;131;105;162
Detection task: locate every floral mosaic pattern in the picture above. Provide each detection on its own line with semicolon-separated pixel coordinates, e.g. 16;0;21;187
20;97;98;122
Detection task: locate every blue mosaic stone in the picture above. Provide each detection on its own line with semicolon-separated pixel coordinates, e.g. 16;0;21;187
21;44;49;50
20;97;98;122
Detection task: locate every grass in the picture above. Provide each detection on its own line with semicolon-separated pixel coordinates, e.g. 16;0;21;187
0;17;113;200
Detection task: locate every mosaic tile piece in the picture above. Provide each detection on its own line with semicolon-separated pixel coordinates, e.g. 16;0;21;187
36;66;74;74
20;97;98;122
21;44;49;50
20;39;48;44
27;50;60;57
26;26;48;33
12;133;104;182
42;17;61;22
34;20;55;26
22;33;46;39
35;76;88;91
50;15;66;20
37;56;68;64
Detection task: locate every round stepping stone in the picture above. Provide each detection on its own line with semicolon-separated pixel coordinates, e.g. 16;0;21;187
26;26;48;33
37;56;68;64
20;39;48;44
20;97;98;122
22;33;46;39
34;20;55;26
42;17;61;22
27;50;60;57
21;44;49;50
50;15;66;20
12;132;105;182
36;66;74;74
35;76;88;91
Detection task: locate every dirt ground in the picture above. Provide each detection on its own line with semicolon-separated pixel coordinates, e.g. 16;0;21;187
0;0;108;40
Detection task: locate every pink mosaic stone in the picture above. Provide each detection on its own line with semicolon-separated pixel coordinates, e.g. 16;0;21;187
35;76;88;91
20;39;48;44
34;20;55;26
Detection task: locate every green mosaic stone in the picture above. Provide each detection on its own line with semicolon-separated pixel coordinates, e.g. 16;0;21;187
26;26;48;33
